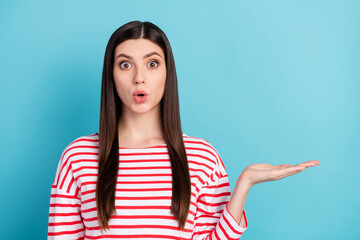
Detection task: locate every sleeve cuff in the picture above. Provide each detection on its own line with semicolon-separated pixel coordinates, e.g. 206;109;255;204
225;204;248;229
214;204;248;239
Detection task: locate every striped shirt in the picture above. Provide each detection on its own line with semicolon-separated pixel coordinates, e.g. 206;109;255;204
48;132;248;239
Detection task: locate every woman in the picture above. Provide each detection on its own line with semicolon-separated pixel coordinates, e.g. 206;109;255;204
47;20;320;240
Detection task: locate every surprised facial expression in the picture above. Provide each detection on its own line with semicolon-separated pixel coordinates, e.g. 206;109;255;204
113;39;167;116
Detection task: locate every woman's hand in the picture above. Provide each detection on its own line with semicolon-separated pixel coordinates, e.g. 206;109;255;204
238;160;321;188
227;160;320;224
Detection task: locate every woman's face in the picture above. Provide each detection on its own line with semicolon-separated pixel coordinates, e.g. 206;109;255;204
113;39;166;116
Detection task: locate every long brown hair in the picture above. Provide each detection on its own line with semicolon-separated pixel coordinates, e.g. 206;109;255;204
96;20;191;232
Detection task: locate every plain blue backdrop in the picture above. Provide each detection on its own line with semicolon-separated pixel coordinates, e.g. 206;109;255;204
0;0;359;239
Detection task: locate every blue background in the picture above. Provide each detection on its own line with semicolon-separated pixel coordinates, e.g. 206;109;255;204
1;0;359;239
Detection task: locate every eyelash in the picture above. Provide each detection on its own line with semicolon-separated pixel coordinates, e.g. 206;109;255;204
119;60;159;69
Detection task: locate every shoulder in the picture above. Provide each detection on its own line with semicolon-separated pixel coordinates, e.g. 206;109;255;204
52;133;98;190
182;132;227;176
182;132;218;153
182;132;221;157
59;132;99;163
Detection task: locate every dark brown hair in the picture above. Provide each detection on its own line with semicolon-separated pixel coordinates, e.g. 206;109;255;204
96;20;191;232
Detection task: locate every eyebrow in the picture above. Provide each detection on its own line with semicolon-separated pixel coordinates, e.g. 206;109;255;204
115;51;162;60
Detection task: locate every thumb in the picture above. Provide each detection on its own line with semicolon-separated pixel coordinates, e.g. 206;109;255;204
278;164;292;167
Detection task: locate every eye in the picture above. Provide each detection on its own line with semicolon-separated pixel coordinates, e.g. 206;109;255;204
120;61;132;69
148;60;159;68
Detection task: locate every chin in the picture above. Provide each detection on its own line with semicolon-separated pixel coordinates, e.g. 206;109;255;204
131;105;151;113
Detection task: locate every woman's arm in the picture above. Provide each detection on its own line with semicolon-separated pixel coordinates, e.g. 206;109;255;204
227;160;320;223
48;145;85;239
226;176;251;224
192;173;249;240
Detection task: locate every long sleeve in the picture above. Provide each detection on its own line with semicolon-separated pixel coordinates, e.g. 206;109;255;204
192;147;248;240
47;145;85;240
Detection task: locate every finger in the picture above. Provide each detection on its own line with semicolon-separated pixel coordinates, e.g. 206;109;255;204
273;165;306;180
278;164;292;168
275;169;304;180
277;164;304;172
258;163;278;168
248;163;278;170
302;160;320;165
297;161;320;168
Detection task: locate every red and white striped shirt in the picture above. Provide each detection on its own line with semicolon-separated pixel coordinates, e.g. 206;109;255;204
48;132;248;240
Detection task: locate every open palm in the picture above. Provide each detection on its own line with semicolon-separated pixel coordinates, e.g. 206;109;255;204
241;160;320;187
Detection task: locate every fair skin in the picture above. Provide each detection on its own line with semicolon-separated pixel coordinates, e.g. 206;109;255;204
113;39;166;148
112;38;321;226
227;161;320;225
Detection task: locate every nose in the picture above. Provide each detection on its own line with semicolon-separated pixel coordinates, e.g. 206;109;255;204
133;66;145;85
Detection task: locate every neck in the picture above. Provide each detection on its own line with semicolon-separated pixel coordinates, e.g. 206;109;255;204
117;106;164;147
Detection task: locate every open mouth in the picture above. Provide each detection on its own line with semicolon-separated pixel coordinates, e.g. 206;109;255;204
133;92;147;103
133;90;148;100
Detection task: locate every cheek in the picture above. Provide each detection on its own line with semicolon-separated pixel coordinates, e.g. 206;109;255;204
153;68;167;87
157;72;167;99
113;77;131;101
152;75;166;96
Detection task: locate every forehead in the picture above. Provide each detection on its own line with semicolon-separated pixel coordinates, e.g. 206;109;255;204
114;39;165;59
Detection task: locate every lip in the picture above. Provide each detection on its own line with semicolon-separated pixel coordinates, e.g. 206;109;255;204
133;90;148;104
133;90;148;96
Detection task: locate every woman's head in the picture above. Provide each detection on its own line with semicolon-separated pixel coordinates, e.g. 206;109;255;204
113;38;167;116
97;21;190;231
101;20;179;121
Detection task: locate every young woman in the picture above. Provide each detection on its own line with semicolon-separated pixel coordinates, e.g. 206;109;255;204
47;21;320;240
